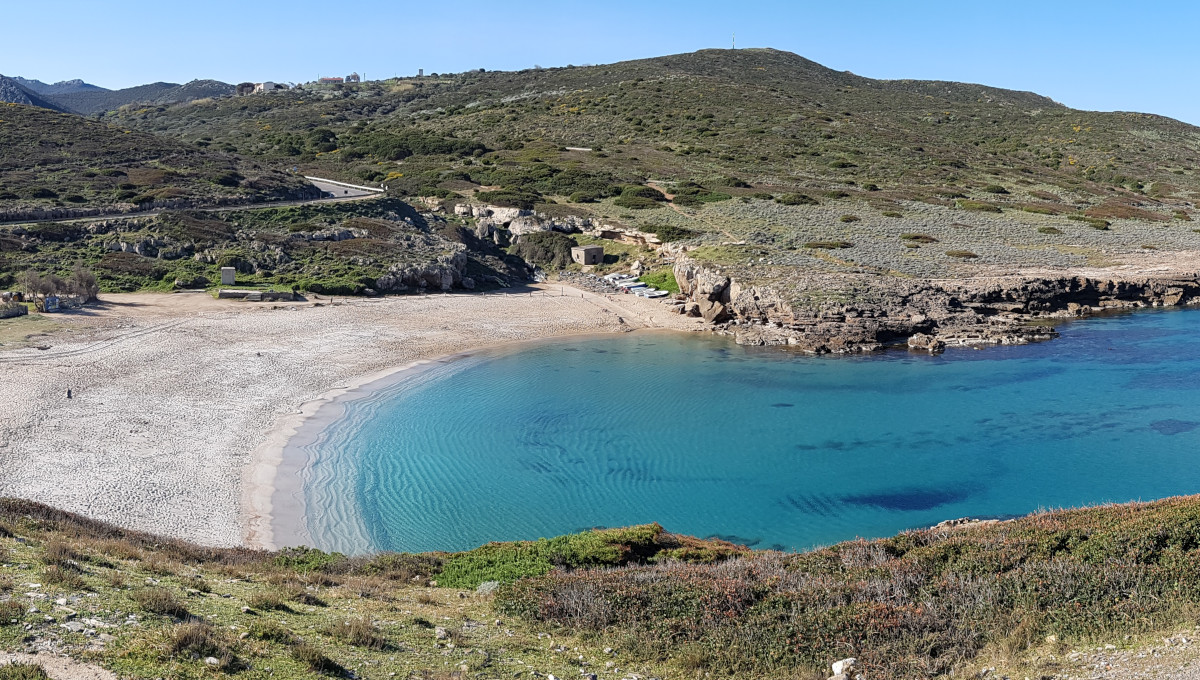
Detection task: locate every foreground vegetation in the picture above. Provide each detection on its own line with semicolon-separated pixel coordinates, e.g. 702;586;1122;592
6;496;1200;678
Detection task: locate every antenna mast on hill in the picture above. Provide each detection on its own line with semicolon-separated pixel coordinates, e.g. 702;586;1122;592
732;33;736;49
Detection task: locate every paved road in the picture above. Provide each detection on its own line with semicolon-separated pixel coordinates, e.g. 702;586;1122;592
0;177;385;227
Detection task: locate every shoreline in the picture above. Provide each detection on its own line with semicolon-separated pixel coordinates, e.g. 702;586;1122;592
0;284;706;549
248;328;688;551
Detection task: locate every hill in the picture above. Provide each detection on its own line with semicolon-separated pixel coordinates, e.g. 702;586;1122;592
0;103;317;222
12;76;106;96
46;78;236;115
0;75;69;112
3;495;1200;679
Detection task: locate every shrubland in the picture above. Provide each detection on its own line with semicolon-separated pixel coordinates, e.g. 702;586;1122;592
6;496;1200;678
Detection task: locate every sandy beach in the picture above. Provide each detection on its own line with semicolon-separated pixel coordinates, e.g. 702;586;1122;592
0;285;705;549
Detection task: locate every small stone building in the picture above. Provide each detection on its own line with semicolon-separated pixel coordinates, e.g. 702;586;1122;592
220;267;236;285
571;245;604;266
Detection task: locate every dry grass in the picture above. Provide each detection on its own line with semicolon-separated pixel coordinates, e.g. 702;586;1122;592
130;587;188;618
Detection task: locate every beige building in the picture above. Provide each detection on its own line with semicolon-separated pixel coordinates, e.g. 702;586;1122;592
571;245;604;266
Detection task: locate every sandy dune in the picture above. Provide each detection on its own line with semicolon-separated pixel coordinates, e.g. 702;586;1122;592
0;285;704;547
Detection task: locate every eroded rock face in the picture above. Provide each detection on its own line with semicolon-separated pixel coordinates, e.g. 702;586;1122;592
674;255;1200;353
375;249;469;292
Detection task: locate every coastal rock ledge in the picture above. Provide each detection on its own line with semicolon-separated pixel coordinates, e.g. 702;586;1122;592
674;256;1200;353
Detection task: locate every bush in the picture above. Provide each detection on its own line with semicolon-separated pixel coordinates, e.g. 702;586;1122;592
839;214;860;222
956;199;1001;213
130;587;188;618
476;188;540;210
881;211;903;218
900;233;938;244
1068;214;1111;230
804;241;853;249
620;185;666;201
0;664;49;679
569;191;598;203
211;171;243;187
292;643;344;675
639;269;679;294
643;224;698;241
945;250;979;259
249;620;297;645
510;231;577;269
776;193;818;206
26;188;58;199
671;194;701;207
982;184;1009;194
715;175;750;188
0;600;24;625
1038;226;1063;234
169;622;239;671
324;616;387;649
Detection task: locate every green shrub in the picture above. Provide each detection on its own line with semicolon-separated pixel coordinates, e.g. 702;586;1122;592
509;231;578;269
131;587;189;618
476;188;541;209
274;546;346;572
881;211;903;218
900;233;938;243
438;524;669;589
613;195;662;209
945;250;979;259
804;240;853;249
956;199;1001;213
1067;214;1111;230
775;193;818;206
639;269;679;294
26;188;58;199
324;617;387;649
982;184;1009;194
292;643;344;675
0;664;49;680
671;194;701;207
839;214;860;222
569;191;598;203
715;175;750;188
0;600;24;625
248;620;297;645
211;171;243;187
619;185;667;201
644;224;698;241
1038;226;1063;234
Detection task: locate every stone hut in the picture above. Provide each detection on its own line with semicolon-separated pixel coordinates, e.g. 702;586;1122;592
571;245;604;266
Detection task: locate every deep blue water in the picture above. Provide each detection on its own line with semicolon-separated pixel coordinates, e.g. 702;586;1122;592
301;309;1200;554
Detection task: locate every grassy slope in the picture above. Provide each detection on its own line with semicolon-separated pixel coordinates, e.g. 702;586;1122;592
98;48;1200;302
4;497;1200;679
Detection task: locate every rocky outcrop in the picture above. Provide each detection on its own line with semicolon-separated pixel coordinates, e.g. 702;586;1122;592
673;254;1200;354
375;250;469;292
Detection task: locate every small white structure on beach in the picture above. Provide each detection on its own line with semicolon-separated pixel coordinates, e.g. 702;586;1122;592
220;267;236;285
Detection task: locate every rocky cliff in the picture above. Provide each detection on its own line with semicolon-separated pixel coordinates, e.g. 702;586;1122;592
673;254;1200;353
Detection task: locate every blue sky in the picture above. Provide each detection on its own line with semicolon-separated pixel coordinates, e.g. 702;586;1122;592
5;1;1198;123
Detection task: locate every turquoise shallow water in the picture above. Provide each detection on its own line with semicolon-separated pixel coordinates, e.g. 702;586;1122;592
300;309;1200;554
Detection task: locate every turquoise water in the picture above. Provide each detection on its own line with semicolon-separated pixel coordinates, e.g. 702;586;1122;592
301;309;1200;554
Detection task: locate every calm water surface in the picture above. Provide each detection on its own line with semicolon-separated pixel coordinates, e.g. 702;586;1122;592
301;309;1200;554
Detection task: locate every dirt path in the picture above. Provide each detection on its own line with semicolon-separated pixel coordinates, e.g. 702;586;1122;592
0;653;116;680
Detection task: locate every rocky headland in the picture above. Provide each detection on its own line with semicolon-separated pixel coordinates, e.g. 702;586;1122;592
673;253;1200;354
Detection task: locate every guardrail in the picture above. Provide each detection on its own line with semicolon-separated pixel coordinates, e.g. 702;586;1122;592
303;176;387;193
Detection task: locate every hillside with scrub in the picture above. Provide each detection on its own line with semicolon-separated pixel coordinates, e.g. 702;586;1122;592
95;49;1200;321
7;48;1200;336
6;496;1200;679
0;104;316;222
